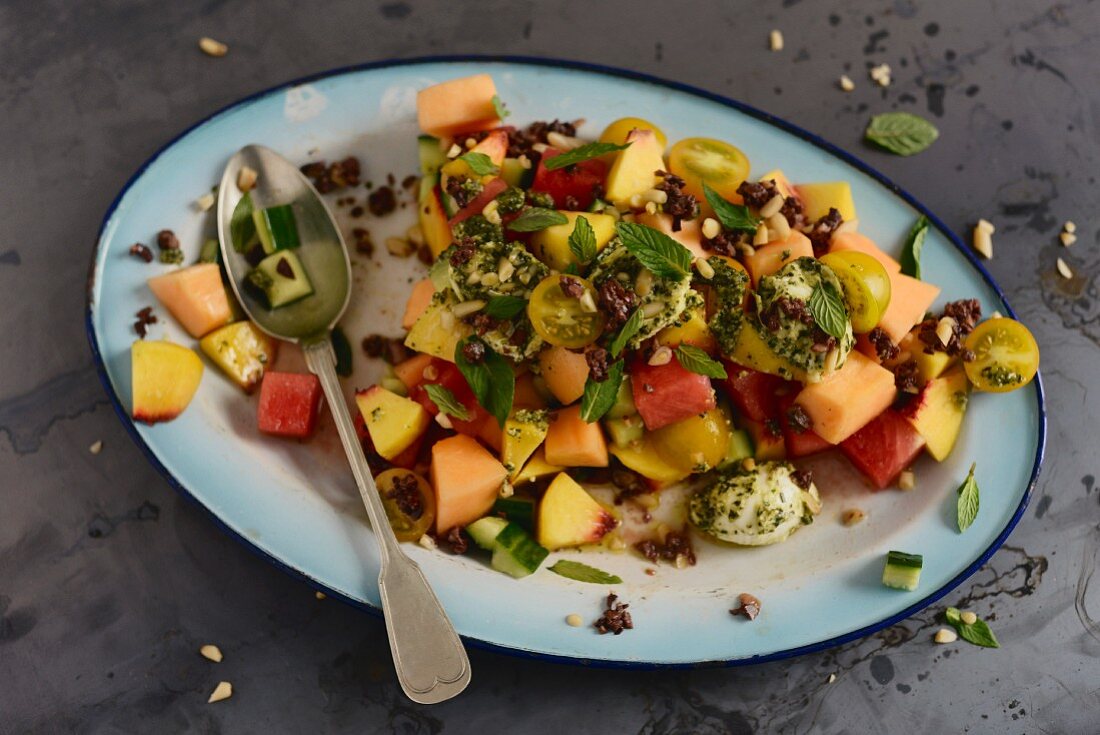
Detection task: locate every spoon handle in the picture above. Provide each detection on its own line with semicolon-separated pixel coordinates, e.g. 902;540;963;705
303;338;471;704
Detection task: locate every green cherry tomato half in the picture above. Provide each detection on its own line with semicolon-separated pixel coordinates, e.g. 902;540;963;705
819;251;892;333
376;468;435;542
963;317;1040;393
527;274;605;349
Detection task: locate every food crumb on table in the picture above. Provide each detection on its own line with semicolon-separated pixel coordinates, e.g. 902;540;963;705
565;614;583;628
207;681;233;703
199;644;223;663
88;440;103;455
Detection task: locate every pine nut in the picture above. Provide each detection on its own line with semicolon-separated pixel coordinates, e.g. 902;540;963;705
976;218;996;234
422;364;439;381
936;316;956;347
768;212;791;241
702;217;721;240
738;242;756;258
532;142;549;154
960;611;978;625
897;469;916;490
386;237;414;257
635;269;654;297
89;440;103;455
438;309;454;331
464;137;477;149
973;228;993;259
1064;220;1077;234
200;644;223;662
566;613;584;627
236;166;258;193
194;192;215;212
694;257;715;280
479;272;500;287
643;189;669;204
934;628;957;644
499;480;514;498
498;258;515;282
1060;231;1076;247
1056;257;1073;279
418;534;438;550
629;193;644;209
760;194;785;219
466;271;482;285
547;131;584;150
742;458;756;471
841;508;865;526
435;412;454;430
753;224;770;247
198;37;228;57
769;29;784;52
645;201;657;215
648;346;673;366
482;199;502;225
446;143;462;158
518;154;532;170
207;681;233;703
579;291;598;312
839;75;855;92
642;300;665;318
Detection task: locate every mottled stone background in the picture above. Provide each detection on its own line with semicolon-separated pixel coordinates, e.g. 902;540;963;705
1;0;1097;732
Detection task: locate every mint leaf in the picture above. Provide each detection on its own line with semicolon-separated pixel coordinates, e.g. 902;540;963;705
423;383;471;422
491;94;510;120
956;462;979;532
703;182;760;233
957;619;999;648
454;337;514;428
543;142;630;171
807;282;849;341
865;112;939;156
608;308;644;357
615;221;692;279
458;151;499;176
483;295;527;320
230;192;257;252
579;359;625;423
674;344;727;379
568;215;597;265
900;215;929;279
548;559;623;584
945;607;962;627
508;207;568;232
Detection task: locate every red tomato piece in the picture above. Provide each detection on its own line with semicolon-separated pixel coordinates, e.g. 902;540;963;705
257;372;323;439
530;148;608;210
408;359;487;437
723;362;793;422
776;393;833;458
839;409;926;490
449;177;509;225
631;357;717;431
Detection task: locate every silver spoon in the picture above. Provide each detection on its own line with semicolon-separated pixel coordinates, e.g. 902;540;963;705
217;144;470;704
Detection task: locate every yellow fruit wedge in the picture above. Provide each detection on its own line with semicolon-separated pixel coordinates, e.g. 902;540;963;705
131;339;204;424
199;321;278;392
537;473;616;550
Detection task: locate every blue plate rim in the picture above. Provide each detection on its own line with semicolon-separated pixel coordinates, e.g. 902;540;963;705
84;54;1047;670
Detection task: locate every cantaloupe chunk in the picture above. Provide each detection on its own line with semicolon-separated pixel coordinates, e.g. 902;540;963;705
743;231;814;284
537;345;589;404
829;231;901;273
402;279;435;330
416;74;500;137
634;212;707;259
393;353;434;389
794;351;897;444
430;434;507;533
795;181;857;223
877;271;941;343
544;405;609;468
477;414;503;452
147;264;233;338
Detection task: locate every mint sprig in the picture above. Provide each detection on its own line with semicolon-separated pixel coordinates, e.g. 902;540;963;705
956;462;979;532
865;112;939;156
703;182;760;233
568;215;597;265
423;383;471;422
548;559;623;584
900;215;929;279
483;295;527;320
543;142;630;171
608;308;644;357
579;359;625;423
458;151;499;176
508;207;568;232
944;606;999;648
454;337;514;428
615;221;692;279
807;282;849;341
674;344;727;379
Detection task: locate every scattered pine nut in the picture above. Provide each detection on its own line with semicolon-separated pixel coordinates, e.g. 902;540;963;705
869;63;892;87
644;201;657;215
972;224;993;259
769;29;784;52
517;154;532;170
566;613;584;627
827;673;837;684
839;75;855;92
694;256;715;280
990;310;1004;319
935;317;956;347
767;212;791;242
960;610;978;625
315;591;326;600
1064;220;1077;234
1056;257;1073;279
701;217;721;240
841;508;865;526
435;412;454;430
741;457;756;471
643;188;669;204
418;534;437;551
1059;231;1076;247
89;440;103;455
207;681;233;703
608;536;627;551
464;137;477;149
897;469;916;490
753;224;770;247
499;481;514;499
934;628;957;644
547;131;584;151
194;192;216;212
647;346;673;366
385;237;414;257
405;225;425;247
236;166;258;193
198;37;228;57
451;299;486;318
199;644;223;663
446;143;462;159
760;194;785;219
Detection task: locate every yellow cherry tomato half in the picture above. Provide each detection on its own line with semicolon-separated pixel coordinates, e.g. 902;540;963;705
598;117;668;150
963;317;1040;393
668;137;751;205
527;275;605;349
650;406;733;474
819;251;892;333
375;469;435;542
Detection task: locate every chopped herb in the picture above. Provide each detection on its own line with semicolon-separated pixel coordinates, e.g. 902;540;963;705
548;559;623;584
900;215;929;279
674;344;727;379
454;337;514;428
483;295;528;319
568;215;597;265
543;141;630;171
579;359;625;423
865;112;940;156
230;192;257;252
956;462;979;532
807;282;849;341
508;207;569;232
457;151;499;176
491;94;510;120
608;308;644;357
944;606;999;648
423;383;472;421
703;182;760;233
615;221;692;279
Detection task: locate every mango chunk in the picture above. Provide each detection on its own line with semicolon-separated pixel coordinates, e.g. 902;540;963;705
131;339;204;424
199;321;278;392
529;211;616;271
356;385;430;461
795;181;857;223
404;301;472;362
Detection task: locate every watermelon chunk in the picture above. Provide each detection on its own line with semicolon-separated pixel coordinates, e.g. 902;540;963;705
530;148;608;211
723;362;793;422
777;393;833;458
257;372;323;439
839;409;926;490
631;356;717;431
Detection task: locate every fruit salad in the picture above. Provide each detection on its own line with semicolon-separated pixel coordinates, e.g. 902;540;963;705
130;72;1040;584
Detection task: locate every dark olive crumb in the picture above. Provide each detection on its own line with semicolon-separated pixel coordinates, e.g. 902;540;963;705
559;276;584;299
129;243;153;263
461;339;486;365
786;403;813;434
730;592;761;621
133;306;157;339
597;279;637;330
386;474;424;520
443;526;468;555
634;529;696;566
368;186;397;216
585;347;611;382
867;327;900;362
594;592;633;635
351;227;374;256
791;468;814;491
156;230;180;251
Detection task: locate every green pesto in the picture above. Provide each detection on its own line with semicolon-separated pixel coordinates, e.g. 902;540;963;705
495;186;527;215
705;256;749;356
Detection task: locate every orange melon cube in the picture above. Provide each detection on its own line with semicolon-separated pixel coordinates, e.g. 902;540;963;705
513;373;548;410
634;212;707;259
430;434;507;533
544;405;609;468
829;231;902;273
794;351;897;444
537;345;589;405
877;271;941;343
416;74;500;137
401;278;435;330
743;230;814;284
147;263;233;338
393;353;434;390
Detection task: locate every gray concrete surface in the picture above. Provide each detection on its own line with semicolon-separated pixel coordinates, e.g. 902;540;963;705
2;1;1098;732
